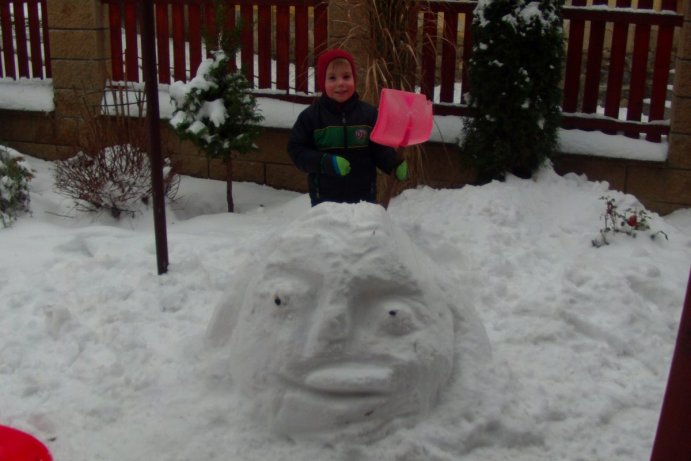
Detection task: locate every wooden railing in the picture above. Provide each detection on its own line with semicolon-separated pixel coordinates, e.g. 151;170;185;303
0;0;51;80
0;0;684;142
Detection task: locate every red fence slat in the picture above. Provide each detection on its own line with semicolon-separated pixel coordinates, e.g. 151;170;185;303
460;10;473;103
257;4;271;89
1;1;15;79
646;0;677;141
276;4;289;91
440;8;458;103
225;3;238;72
562;0;587;114
40;0;49;77
421;9;437;100
12;0;29;78
27;0;42;78
204;0;216;58
124;1;139;82
582;0;608;114
241;3;254;82
603;0;631;128
314;2;328;62
407;3;420;90
156;3;170;84
626;0;654;137
171;2;185;81
107;1;123;81
294;3;308;93
188;3;202;78
0;7;3;79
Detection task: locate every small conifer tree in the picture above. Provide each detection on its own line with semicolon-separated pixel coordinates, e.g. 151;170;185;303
462;0;564;183
0;145;32;227
169;4;263;212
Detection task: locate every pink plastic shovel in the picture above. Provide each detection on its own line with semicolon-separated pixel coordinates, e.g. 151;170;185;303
370;89;433;148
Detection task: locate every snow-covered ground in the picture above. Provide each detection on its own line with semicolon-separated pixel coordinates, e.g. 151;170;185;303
1;151;690;460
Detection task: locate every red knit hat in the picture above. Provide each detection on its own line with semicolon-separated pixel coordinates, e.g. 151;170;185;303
316;48;356;92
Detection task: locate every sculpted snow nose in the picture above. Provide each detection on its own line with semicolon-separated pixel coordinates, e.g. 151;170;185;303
303;301;352;355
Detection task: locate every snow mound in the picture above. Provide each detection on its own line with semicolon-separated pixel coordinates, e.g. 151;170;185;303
207;202;491;441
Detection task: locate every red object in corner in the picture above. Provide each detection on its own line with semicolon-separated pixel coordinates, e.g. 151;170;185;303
0;425;52;461
650;269;691;461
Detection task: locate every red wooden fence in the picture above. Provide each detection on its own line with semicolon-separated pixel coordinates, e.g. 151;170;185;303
101;0;327;103
561;0;683;141
413;0;683;142
414;1;476;110
98;0;683;142
0;0;51;80
0;0;684;142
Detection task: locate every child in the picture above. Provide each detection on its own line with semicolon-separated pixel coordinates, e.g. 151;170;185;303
287;48;408;206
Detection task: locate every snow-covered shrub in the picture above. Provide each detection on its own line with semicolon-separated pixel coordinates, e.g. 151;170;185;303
169;47;263;212
0;145;33;227
54;145;178;219
462;0;565;183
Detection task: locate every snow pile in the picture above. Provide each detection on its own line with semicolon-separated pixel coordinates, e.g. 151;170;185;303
207;202;490;442
0;153;690;460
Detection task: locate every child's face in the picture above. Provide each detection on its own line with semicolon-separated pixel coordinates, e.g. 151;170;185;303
324;59;355;104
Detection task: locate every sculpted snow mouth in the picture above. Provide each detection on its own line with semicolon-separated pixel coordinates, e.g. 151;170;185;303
282;363;397;396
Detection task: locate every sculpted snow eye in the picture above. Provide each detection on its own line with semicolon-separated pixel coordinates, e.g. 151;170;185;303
380;304;418;336
270;292;298;311
257;272;316;312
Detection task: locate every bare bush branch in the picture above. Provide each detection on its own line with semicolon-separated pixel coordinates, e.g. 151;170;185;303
54;87;179;219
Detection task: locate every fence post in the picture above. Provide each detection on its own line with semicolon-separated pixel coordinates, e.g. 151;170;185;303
46;0;110;157
668;0;691;169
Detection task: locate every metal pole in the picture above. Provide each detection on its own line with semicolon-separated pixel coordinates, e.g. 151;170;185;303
650;269;691;461
140;0;169;275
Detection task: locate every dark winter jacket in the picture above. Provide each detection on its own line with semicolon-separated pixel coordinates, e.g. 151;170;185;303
287;93;399;206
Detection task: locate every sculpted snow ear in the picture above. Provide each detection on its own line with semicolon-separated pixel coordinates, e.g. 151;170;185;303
206;269;253;348
206;297;236;348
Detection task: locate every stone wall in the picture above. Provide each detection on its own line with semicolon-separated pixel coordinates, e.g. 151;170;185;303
0;0;690;214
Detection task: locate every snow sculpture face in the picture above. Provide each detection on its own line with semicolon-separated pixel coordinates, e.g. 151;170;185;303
210;203;455;439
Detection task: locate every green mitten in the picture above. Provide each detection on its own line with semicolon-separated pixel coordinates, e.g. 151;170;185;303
395;160;408;181
321;154;351;176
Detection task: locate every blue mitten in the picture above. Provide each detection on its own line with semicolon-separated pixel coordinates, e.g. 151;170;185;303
321;154;351;176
